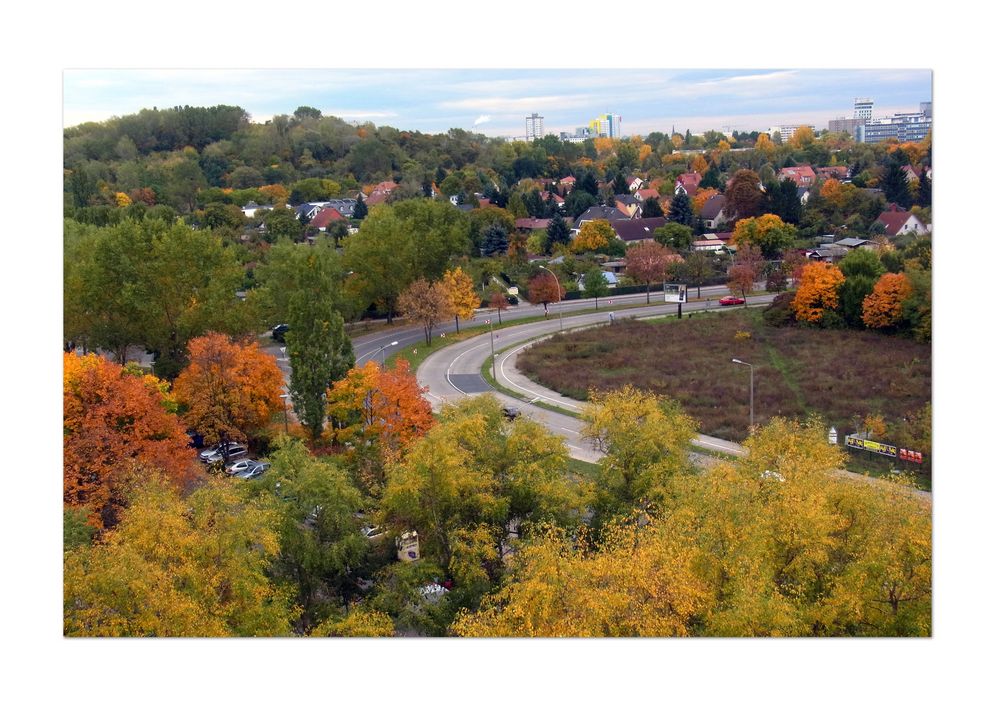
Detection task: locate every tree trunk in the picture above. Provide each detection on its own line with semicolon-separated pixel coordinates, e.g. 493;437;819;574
454;314;460;334
497;307;502;324
594;297;598;310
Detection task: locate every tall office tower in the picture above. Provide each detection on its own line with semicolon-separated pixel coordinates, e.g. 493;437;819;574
854;98;874;121
525;113;544;141
920;101;932;118
589;113;622;138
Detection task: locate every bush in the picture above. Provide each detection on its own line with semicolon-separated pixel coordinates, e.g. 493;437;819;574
762;291;796;327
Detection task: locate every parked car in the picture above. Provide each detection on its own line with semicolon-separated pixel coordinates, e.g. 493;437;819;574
233;462;270;480
198;442;248;464
271;323;290;342
501;406;521;421
225;458;259;475
361;524;387;540
719;295;746;306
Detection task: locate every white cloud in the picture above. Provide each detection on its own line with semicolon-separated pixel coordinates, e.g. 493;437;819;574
473;114;491;126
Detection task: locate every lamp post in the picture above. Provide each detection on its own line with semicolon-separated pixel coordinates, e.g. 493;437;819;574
731;358;754;430
378;340;399;367
487;319;497;381
538;265;563;331
279;393;290;435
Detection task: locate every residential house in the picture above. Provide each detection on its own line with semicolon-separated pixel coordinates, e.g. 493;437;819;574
559;175;576;193
806;245;849;263
902;165;923;183
635;187;660;203
365;180;399;206
699;194;729;230
573;205;633;234
295;203;325;221
692;237;727;253
614;194;642;218
609;217;667;244
515;217;567;232
310;208;347;231
577;271;619;290
778;165;817;188
674;172;701;196
832;237;875;250
625;176;644;192
876;204;929;237
797;186;811;205
323;198;358;218
241;201;274;218
540;191;565;211
817;166;849;181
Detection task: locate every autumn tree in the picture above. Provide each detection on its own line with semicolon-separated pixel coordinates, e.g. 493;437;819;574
441;267;480;334
862;272;914;330
381;396;588;607
489;290;510;324
792;262;846;323
625;241;680;303
727;245;764;305
64;476;294;636
173;333;284;451
582;386;698;523
571;219;615;253
64;353;193;529
327;359;434;489
691;188;720;214
788;125;815;149
732;214;797;258
398;278;451;345
724;169;764;220
526;271;565;315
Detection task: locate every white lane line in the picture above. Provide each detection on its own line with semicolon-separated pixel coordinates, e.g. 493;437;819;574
497;339;584;411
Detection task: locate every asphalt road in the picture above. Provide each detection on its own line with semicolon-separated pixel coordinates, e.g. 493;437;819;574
414;294;775;462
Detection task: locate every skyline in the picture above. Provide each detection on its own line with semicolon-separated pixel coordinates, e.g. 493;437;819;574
64;68;931;138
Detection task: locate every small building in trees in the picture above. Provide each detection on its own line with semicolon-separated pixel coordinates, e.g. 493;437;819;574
309;207;347;232
572;205;632;235
876;205;929;238
699;194;730;230
674;172;702;196
609;216;668;244
778;165;817;188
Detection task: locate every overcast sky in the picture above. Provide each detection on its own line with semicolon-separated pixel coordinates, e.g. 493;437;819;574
64;68;931;137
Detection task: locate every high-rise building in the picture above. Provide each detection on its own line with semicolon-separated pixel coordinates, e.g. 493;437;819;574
525;113;544;141
858;111;931;143
589;113;622;138
768;124;817;142
920;101;932;119
829;117;865;134
854;98;874;121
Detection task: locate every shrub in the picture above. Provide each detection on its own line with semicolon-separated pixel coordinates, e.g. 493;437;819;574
762;291;796;327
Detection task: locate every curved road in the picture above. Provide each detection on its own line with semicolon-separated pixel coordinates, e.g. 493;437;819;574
415;294;777;462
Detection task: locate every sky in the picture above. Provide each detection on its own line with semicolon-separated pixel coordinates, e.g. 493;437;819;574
63;68;932;137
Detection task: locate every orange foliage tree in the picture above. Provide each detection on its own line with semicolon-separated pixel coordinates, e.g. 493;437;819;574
326;359;434;484
862;273;914;329
259;184;290;205
690;154;708;174
173;333;284;448
692;188;720;214
819;179;844;208
792;262;845;323
64;353;193;528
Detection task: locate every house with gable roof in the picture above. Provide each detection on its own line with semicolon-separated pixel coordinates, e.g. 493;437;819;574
876;204;929;237
674;172;701;196
778;165;817;188
699;193;730;230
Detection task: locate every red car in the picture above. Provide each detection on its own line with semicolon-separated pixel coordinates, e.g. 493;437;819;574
719;295;745;306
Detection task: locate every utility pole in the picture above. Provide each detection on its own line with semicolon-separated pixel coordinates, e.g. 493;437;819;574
488;319;497;381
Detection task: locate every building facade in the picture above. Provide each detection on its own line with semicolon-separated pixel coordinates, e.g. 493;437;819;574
854;97;874;121
589;113;622;138
768;124;817;142
525;113;544;141
858;111;932;143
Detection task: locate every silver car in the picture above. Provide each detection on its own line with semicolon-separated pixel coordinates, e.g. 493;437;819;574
233;461;270;480
198;442;248;464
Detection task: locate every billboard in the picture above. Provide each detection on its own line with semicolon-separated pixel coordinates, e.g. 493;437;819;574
844;435;924;463
664;283;687;303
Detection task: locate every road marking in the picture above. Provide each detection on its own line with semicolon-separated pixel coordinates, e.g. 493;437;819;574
445;339;491;396
497;339;583;411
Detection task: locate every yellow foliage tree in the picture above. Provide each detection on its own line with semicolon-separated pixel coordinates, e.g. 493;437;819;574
690;154;709;174
64;476;294;636
114;191;132;208
789;125;815;149
792;262;845;323
755;133;775;155
570;219;615;253
819;178;844;207
441;267;480;334
310;608;395;637
638;144;653;165
259;184;290;205
692;188;720;213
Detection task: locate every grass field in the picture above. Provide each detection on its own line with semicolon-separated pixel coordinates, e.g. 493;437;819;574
518;309;931;456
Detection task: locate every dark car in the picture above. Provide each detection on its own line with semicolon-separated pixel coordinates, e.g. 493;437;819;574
719;296;746;306
271;323;290;342
502;406;521;421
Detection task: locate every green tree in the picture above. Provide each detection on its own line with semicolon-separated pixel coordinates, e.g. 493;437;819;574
667;190;694;227
642;197;664;217
684;250;716;298
882;162;913;208
479;223;509;257
263;207;303;243
352;194;368;219
654;222;694;251
582;268;610;309
546;216;571;252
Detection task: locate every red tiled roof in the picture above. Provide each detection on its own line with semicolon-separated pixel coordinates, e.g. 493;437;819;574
636;188;660;201
559;176;576;184
310;208;346;229
877;210;921;236
515;218;554;230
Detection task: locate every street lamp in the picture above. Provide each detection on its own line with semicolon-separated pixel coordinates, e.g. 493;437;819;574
279;393;290;435
378;340;399;367
538;265;563;331
731;359;754;430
